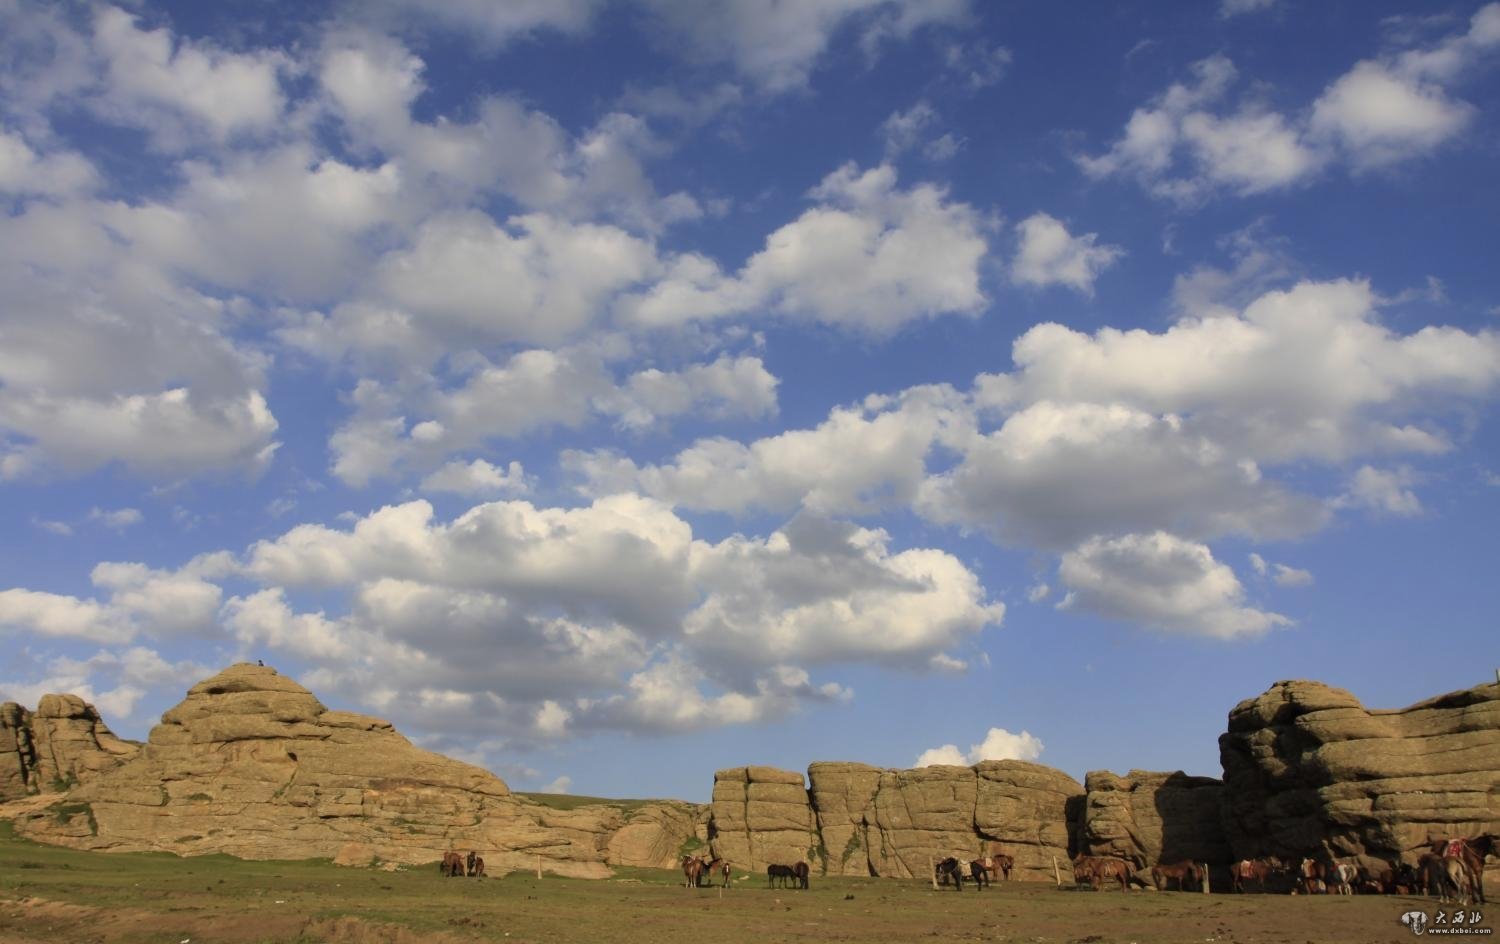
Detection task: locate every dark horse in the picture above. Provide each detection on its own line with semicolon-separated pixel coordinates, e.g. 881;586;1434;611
792;861;810;889
934;857;965;891
1151;860;1202;892
1430;835;1496;905
968;860;991;889
767;863;798;889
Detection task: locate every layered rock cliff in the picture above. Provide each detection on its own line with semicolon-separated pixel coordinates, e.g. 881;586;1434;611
12;664;699;876
1219;679;1500;866
1076;769;1229;882
0;696;139;800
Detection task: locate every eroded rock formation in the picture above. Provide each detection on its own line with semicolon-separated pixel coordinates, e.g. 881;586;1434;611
1219;679;1500;867
1076;769;1229;881
709;766;816;870
0;696;139;801
13;664;699;876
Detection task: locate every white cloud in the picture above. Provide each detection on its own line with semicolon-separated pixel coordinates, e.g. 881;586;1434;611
365;0;603;45
1027;583;1050;603
0;589;129;643
539;774;574;794
89;508;143;531
1011;213;1123;294
0;128;97;196
1057;531;1290;638
882;100;938;157
421;459;531;497
915;726;1043;767
1336;465;1423;517
1309;62;1473;169
1219;0;1278;17
1272;563;1313;587
622;163;988;336
90;7;289;146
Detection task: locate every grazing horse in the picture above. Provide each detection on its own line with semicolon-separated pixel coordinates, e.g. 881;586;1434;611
682;854;705;889
1151;860;1202;892
968;860;992;889
767;863;797;889
1430;835;1495;905
441;851;465;877
702;856;731;887
934;857;965;891
1073;855;1130;892
469;855;485;877
792;861;810;890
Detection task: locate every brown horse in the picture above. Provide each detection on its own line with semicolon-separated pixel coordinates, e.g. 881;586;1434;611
792;861;810;890
977;853;1013;881
1430;835;1495;905
1151;860;1202;892
1422;853;1474;905
469;855;485;877
682;854;705;888
1297;858;1326;895
1232;858;1281;893
1073;855;1130;891
440;851;465;877
701;856;731;887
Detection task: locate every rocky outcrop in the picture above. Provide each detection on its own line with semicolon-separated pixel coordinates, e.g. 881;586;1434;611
1077;769;1229;879
718;759;1084;880
0;696;139;801
11;664;698;877
602;801;706;869
709;766;816;870
1219;680;1500;867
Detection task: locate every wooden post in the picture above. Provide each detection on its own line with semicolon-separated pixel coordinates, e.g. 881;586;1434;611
536;854;542;880
1201;862;1210;894
930;856;938;890
1053;856;1061;887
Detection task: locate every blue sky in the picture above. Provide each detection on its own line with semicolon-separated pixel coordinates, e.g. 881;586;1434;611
2;0;1498;802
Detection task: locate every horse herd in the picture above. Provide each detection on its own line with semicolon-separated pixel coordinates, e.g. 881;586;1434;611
439;850;486;877
1071;833;1496;907
679;853;810;889
933;853;1015;890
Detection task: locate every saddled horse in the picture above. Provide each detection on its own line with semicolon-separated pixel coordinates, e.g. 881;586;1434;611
1297;858;1326;895
1422;853;1475;906
1151;860;1202;892
767;863;797;889
1430;835;1496;905
1231;858;1281;893
682;854;705;889
934;857;965;891
1073;855;1130;892
440;851;465;877
977;853;1013;881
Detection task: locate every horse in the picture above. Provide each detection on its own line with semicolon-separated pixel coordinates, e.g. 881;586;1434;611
934;857;965;891
968;860;991;889
1297;858;1326;895
767;863;797;889
466;851;477;876
1151;860;1202;892
1430;835;1495;905
792;861;810;890
702;856;731;887
1330;861;1358;895
1073;855;1130;892
440;851;465;877
682;854;705;888
1421;853;1474;905
977;853;1013;881
469;855;485;877
1231;858;1280;893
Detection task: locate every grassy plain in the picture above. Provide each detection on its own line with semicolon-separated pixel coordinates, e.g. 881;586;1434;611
0;821;1469;943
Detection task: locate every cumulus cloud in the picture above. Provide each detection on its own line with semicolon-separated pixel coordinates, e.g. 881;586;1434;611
420;459;531;497
1335;465;1423;517
1083;9;1500;198
621;163;988;336
1011;213;1123;294
1058;531;1290;638
915;726;1043;767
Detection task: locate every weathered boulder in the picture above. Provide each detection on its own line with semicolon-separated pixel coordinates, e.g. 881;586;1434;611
0;697;138;800
1077;769;1229;884
801;759;1082;880
14;664;618;875
709;766;815;871
1219;680;1500;868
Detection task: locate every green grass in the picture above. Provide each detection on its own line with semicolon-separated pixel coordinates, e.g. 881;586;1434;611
513;792;673;812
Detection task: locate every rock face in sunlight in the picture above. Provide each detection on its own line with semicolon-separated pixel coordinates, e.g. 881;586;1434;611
711;759;1082;879
0;696;139;801
1075;769;1229;883
1219;679;1500;867
10;664;702;876
709;765;817;870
